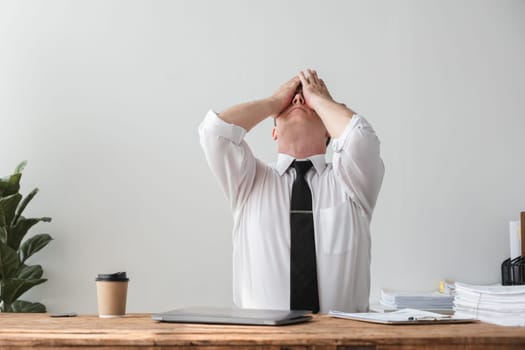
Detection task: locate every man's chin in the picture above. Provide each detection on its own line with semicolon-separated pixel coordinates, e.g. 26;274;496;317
279;110;314;121
290;107;312;115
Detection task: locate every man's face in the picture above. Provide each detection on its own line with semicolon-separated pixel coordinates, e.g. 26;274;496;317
273;85;328;144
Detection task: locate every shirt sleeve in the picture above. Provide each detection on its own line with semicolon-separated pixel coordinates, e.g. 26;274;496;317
331;114;385;218
198;109;257;212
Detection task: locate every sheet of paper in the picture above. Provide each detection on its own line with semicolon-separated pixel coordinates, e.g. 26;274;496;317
328;308;451;322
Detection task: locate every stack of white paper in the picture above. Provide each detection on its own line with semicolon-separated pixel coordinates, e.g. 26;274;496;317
380;289;454;310
454;282;525;326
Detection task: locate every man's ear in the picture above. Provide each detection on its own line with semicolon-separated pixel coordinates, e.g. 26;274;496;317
272;127;278;141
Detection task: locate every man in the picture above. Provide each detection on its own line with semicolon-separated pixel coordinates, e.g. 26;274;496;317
199;69;384;313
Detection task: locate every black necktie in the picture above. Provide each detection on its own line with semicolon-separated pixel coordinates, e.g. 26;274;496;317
290;160;319;313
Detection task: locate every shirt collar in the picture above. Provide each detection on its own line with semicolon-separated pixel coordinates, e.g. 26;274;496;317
275;153;327;176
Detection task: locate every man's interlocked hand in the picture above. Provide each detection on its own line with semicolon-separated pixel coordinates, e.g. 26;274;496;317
269;76;301;116
299;69;334;113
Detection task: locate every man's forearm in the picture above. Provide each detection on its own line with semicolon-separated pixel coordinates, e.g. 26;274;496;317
313;98;356;139
219;97;279;132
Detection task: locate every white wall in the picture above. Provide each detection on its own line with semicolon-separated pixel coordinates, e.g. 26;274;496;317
1;0;524;314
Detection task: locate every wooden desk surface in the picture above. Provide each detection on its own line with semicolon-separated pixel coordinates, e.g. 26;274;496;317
0;313;524;349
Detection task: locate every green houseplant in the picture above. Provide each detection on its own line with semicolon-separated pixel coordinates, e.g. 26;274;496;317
0;161;52;312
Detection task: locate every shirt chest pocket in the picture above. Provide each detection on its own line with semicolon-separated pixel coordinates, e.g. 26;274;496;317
316;200;354;255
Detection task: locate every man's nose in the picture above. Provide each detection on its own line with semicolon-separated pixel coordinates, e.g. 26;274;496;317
292;92;305;105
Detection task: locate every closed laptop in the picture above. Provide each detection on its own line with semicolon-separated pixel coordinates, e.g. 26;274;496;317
152;307;312;326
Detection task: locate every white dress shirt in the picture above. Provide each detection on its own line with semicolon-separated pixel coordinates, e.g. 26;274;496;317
199;110;384;313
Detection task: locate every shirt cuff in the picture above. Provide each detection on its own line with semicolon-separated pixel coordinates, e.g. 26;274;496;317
202;109;247;145
331;113;362;152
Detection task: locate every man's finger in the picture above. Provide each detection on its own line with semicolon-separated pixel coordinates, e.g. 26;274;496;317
299;71;309;84
306;69;314;82
312;70;320;83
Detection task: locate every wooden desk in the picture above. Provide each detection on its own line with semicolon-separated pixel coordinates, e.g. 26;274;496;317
0;313;524;349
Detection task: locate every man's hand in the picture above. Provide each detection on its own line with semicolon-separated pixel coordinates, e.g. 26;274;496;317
298;69;355;139
218;77;299;131
270;76;301;115
298;69;334;112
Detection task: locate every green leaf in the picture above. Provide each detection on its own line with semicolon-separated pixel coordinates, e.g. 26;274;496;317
11;300;46;313
20;234;53;263
14;188;38;224
16;264;43;279
7;216;51;251
0;226;7;244
2;173;22;197
0;162;50;313
0;193;22;227
0;181;8;198
0;206;6;227
0;244;19;279
0;278;47;304
0;207;6;243
14;161;27;174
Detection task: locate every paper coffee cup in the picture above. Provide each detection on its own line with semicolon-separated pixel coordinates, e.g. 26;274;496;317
96;272;129;318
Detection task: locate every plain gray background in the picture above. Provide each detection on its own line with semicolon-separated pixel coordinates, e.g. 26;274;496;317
1;0;524;314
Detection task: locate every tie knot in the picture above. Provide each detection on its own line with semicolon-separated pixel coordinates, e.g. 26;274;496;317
292;160;313;177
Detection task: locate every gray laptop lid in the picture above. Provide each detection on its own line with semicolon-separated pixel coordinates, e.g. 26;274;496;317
151;307;312;326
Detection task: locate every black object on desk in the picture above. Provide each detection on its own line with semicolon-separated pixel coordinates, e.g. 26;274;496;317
502;212;525;285
502;256;525;285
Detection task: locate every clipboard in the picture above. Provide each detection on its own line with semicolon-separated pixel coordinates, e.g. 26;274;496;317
328;308;477;325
